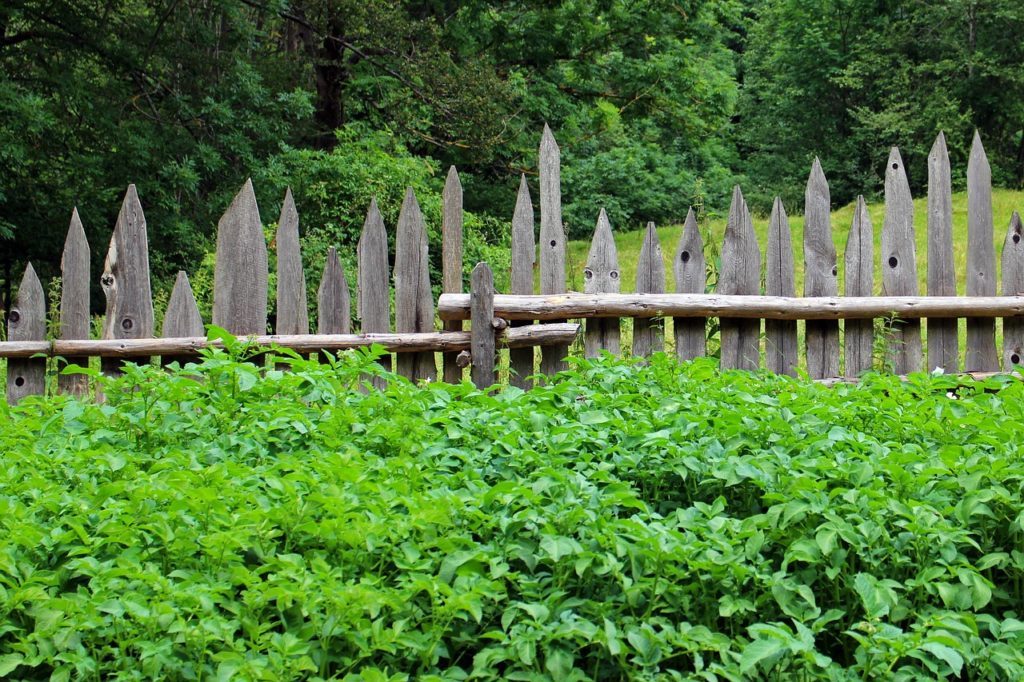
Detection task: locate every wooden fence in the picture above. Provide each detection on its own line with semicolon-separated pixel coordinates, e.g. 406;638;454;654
4;127;1024;404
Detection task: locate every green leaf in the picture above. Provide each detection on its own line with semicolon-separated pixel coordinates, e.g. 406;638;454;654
740;638;786;673
919;642;964;676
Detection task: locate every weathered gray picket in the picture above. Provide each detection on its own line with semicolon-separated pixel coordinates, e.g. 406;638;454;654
673;208;706;361
1003;212;1024;369
162;271;204;368
718;186;761;370
213;179;267;336
357;199;391;388
766;198;797;376
881;148;921;374
394;188;436;383
584;209;620;357
317;247;350;335
804;159;839;378
927;132;958;372
966;132;999;371
539;124;568;376
59;209;90;395
844;196;874;377
470;262;496;388
442;167;464;383
633;222;665;357
509;174;536;389
7;264;45;404
276;188;309;336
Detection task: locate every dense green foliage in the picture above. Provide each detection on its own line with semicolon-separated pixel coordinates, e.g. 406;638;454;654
3;346;1024;679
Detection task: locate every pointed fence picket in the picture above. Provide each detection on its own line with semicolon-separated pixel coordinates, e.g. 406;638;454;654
1003;212;1024;369
276;188;309;336
539;124;568;377
718;187;761;370
673;208;706;361
766;198;797;376
59;209;90;395
7;264;45;404
509;175;536;389
927;132;958;372
844;197;874;377
967;133;999;371
318;247;350;335
162;271;205;368
442;167;464;383
804;159;839;378
584;209;620;357
394;188;436;383
881;148;921;374
633;223;665;358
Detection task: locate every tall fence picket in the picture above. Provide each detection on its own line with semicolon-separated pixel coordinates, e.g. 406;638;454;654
844;196;874;377
7;264;46;404
59;208;90;395
584;209;620;357
162;271;204;367
539;124;568;376
470;262;496;388
718;186;761;370
1003;212;1024;369
927;132;958;372
442;166;464;383
213;179;267;336
766;198;797;375
509;174;535;389
275;188;308;336
394;188;436;382
881;148;921;374
358;199;390;388
633;222;665;357
318;247;350;335
967;132;999;371
673;208;706;361
804;160;839;378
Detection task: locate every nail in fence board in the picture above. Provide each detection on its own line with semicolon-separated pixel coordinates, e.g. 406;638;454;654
275;188;308;336
633;222;665;357
584;209;620;357
358;199;390;388
470;262;496;388
1003;212;1024;369
162;271;205;367
966;132;999;371
881;148;921;374
539;124;568;376
101;185;155;378
766;198;797;375
318;247;351;335
844;196;874;377
927;132;958;372
442;166;464;383
673;208;706;361
509;174;536;389
804;160;840;378
59;208;90;396
7;264;46;404
718;186;761;370
394;187;436;382
213;179;267;336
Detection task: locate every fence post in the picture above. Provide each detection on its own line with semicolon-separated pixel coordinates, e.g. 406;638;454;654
844;196;874;377
966;131;999;371
509;174;535;388
926;132;958;372
881;148;921;374
276;188;308;336
673;207;706;361
718;186;761;370
442;166;464;383
470;262;496;388
59;208;90;395
584;208;620;357
633;222;665;357
213;179;268;336
394;187;436;383
358;199;390;388
318;247;350;335
1002;212;1024;370
766;198;797;375
6;263;46;405
804;159;839;378
162;271;204;367
539;124;568;376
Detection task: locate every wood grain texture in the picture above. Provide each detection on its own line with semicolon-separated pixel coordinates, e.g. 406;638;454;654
213;179;267;335
470;262;496;388
275;188;308;336
101;184;155;379
718;186;761;370
633;222;665;357
804;159;839;378
673;207;706;361
539;124;568;375
162;271;204;367
442;166;464;383
844;196;874;377
765;198;797;375
966;131;999;371
59;208;90;395
881;147;921;374
318;247;350;335
926;132;958;372
1002;212;1024;369
357;199;391;387
509;174;536;388
583;208;620;357
393;187;436;382
7;263;46;404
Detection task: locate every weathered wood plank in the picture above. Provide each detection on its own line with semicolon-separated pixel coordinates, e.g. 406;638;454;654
765;198;797;375
1002;212;1024;369
844;196;874;377
213;179;267;335
966;131;999;371
470;262;496;388
509;174;536;389
539;124;568;376
718;186;761;370
673;207;706;361
442;166;464;383
633;222;665;357
59;208;90;395
7;263;46;404
394;187;436;382
804;159;839;378
318;247;350;335
357;198;391;387
881;147;921;374
926;132;958;372
101;184;155;379
583;208;620;357
275;188;308;336
161;271;204;367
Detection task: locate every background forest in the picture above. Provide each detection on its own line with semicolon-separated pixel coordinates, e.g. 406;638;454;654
2;0;1023;314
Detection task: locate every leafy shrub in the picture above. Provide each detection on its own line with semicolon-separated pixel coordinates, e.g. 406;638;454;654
2;347;1024;679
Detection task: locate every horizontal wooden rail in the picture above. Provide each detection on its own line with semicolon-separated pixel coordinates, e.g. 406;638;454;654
438;293;1024;322
0;323;579;359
